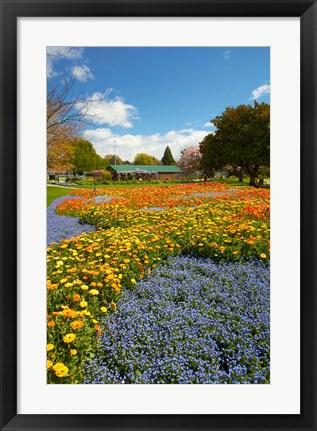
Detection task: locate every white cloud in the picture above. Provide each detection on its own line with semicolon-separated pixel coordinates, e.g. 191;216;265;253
47;47;84;78
224;49;231;60
203;122;214;127
83;127;209;162
72;65;94;82
47;47;84;59
250;84;271;100
80;92;138;128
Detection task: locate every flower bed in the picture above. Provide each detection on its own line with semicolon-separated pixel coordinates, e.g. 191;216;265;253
47;183;270;383
47;195;96;245
84;256;270;384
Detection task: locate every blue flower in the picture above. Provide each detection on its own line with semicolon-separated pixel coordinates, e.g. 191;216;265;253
47;195;96;245
84;256;270;384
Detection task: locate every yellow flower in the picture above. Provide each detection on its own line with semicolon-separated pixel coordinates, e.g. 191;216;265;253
47;344;54;351
63;333;76;344
80;300;88;308
260;253;267;259
110;301;117;311
89;289;99;295
53;363;69;377
130;278;136;284
60;278;68;284
219;246;225;252
47;360;53;369
81;284;89;290
100;307;107;313
70;349;77;356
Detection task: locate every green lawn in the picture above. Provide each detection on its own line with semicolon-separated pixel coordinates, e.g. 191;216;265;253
47;186;76;207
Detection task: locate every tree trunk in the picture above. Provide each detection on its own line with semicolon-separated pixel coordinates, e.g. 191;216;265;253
238;175;243;182
249;175;257;187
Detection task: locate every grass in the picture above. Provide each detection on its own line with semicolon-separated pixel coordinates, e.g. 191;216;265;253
47;186;77;207
214;177;269;187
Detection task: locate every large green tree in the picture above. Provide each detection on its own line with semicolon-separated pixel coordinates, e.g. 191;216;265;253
133;153;160;165
104;154;123;167
200;102;270;186
71;139;99;174
161;146;176;165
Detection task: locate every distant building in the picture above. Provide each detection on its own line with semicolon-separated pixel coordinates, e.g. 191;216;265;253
47;168;69;181
107;165;181;180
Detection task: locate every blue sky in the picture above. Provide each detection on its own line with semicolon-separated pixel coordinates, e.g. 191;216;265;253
47;47;270;162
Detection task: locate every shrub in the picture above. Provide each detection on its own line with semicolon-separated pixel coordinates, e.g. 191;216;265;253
101;171;112;182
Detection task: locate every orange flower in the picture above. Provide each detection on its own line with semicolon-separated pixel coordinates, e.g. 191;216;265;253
73;293;81;302
95;324;102;335
47;321;56;327
61;308;78;318
70;320;84;329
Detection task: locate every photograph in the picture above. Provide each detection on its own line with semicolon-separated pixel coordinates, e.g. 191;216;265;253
1;0;316;428
46;46;271;384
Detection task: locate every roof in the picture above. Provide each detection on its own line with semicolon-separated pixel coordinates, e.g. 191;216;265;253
107;165;181;173
89;169;105;175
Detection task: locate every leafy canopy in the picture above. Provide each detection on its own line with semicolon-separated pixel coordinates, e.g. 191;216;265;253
133;153;161;165
200;102;270;185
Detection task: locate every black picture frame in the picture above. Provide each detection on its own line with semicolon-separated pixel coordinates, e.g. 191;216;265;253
0;1;316;430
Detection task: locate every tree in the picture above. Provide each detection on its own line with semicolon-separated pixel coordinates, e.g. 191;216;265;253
178;145;202;176
47;77;104;170
71;139;99;174
161;146;176;165
48;78;87;147
199;134;222;179
200;102;270;186
104;154;123;167
94;154;107;170
133;153;160;165
47;141;74;171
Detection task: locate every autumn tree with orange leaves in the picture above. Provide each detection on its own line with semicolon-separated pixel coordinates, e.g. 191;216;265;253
47;78;103;171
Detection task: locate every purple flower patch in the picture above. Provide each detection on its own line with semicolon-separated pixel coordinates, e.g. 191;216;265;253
85;256;270;384
47;195;96;246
